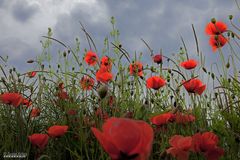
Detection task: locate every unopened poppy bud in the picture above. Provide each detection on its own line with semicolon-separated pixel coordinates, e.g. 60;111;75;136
13;67;16;72
9;69;12;73
68;50;71;54
97;85;108;99
226;62;230;68
119;44;122;48
63;51;67;57
168;69;171;73
228;78;231;83
231;32;235;38
57;64;60;68
27;59;34;63
211;18;216;24
227;32;230;37
41;64;44;70
211;73;215;80
202;67;207;73
214;92;218;97
72;67;75;71
229;15;233;20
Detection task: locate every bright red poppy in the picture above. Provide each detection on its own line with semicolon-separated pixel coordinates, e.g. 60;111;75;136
0;92;24;107
180;59;197;70
146;76;166;90
96;68;113;83
28;133;49;150
152;54;162;64
129;62;144;77
30;108;40;118
91;117;153;160
150;112;175;126
80;76;95;90
101;56;112;72
182;78;206;95
191;132;224;160
209;35;228;52
205;21;227;35
28;71;37;78
47;125;69;138
85;50;98;66
167;135;192;160
174;113;195;124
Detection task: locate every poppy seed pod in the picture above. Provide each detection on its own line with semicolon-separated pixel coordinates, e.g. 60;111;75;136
97;85;108;99
211;18;216;24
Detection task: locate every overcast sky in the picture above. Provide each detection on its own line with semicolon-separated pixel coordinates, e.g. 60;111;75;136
0;0;239;73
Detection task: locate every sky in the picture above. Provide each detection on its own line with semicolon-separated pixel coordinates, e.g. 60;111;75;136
0;0;239;73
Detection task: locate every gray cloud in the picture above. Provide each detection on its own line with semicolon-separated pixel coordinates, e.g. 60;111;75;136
11;0;39;22
0;0;238;74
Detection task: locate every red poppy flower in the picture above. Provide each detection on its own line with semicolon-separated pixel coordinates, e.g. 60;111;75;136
0;92;24;107
129;62;143;77
28;134;49;150
191;132;224;160
205;21;227;35
209;35;228;52
152;54;162;64
96;68;113;83
28;71;37;78
80;76;94;90
47;125;69;138
174;113;195;124
67;109;77;116
150;113;175;126
180;59;197;70
166;135;192;160
146;76;166;90
30;108;40;118
91;117;153;160
101;56;112;72
85;50;98;66
182;78;206;95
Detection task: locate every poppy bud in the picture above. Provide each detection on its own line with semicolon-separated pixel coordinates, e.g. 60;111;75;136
27;59;34;63
72;67;75;71
229;15;233;20
41;64;44;70
231;32;235;38
68;50;71;54
63;51;67;57
211;18;216;24
202;67;207;73
13;67;16;72
226;62;230;68
228;78;231;83
57;64;60;68
9;69;12;73
168;69;171;73
211;73;215;80
227;32;230;37
97;85;108;99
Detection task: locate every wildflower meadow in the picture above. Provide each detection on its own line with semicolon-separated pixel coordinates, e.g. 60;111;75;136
0;5;240;160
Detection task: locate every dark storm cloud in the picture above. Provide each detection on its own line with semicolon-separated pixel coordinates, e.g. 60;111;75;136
11;0;39;22
1;0;238;73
